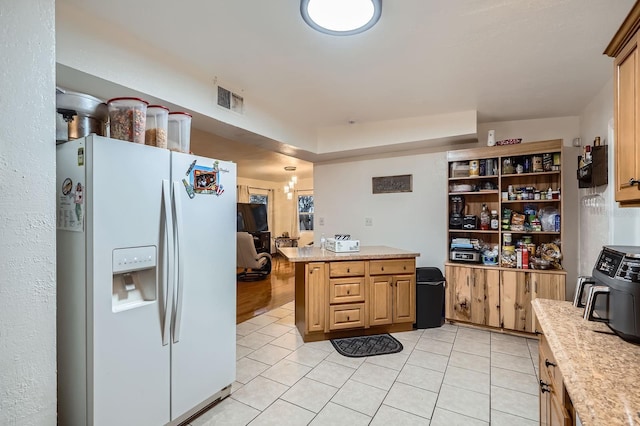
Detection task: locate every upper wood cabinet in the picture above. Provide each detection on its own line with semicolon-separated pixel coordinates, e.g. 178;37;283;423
605;2;640;205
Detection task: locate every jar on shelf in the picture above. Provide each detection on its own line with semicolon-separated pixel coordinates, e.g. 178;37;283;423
145;105;169;148
503;158;514;174
490;210;499;230
107;97;149;144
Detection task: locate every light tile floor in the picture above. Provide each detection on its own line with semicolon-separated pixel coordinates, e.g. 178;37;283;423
192;302;540;425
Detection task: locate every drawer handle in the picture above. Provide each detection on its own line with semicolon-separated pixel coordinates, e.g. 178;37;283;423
403;265;406;270
539;380;551;393
347;289;350;295
347;268;350;273
347;316;350;321
545;359;556;368
630;178;640;189
381;267;384;271
535;329;543;336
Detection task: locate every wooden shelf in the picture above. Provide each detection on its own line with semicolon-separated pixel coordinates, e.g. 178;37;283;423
449;175;499;181
449;229;500;234
449;190;499;196
501;199;560;204
501;171;561;178
503;231;560;235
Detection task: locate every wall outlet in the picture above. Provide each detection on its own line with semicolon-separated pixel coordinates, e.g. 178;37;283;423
319;217;325;226
365;217;373;226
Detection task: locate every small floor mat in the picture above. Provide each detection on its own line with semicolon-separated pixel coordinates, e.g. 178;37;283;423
330;333;403;358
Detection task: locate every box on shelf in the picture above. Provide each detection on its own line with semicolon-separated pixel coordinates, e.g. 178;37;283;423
450;161;470;177
325;238;360;253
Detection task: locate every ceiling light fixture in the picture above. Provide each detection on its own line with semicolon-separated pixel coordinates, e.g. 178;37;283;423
284;166;297;200
300;0;382;36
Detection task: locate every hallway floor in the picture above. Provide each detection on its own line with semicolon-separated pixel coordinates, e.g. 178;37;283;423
192;302;541;425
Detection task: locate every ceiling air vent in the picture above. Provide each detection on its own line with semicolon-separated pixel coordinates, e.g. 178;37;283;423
216;85;244;114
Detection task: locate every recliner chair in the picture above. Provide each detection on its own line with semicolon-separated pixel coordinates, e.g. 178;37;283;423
237;232;272;281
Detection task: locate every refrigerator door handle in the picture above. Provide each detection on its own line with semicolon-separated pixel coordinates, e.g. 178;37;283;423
172;181;185;343
161;179;174;346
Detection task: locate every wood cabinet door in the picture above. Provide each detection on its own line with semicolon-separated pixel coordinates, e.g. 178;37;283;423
531;272;566;301
549;390;572;426
539;352;551;426
500;270;532;332
305;262;326;333
471;268;500;327
614;33;640;203
369;275;393;326
445;265;472;322
531;272;566;332
393;274;415;323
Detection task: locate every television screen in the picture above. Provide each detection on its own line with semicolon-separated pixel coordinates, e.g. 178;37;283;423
237;203;268;233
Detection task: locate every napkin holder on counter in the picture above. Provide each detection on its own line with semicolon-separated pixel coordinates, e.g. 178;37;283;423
325;238;360;253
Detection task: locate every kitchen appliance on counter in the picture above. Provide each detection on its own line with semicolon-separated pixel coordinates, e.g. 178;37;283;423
449;195;465;229
56;135;236;425
576;245;640;344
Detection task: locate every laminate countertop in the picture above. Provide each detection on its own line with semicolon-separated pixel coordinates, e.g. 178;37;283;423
532;299;640;426
277;245;420;262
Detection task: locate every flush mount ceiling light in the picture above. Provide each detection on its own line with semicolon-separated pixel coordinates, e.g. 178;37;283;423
300;0;382;36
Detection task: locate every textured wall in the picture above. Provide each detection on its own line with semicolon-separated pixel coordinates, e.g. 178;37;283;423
0;1;57;424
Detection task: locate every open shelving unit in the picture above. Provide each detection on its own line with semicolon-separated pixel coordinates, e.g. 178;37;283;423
444;139;567;334
447;139;564;260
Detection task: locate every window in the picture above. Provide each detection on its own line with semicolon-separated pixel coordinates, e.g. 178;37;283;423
298;195;314;231
250;194;268;205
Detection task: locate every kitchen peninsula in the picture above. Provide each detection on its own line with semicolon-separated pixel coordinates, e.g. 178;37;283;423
278;246;420;342
532;299;640;426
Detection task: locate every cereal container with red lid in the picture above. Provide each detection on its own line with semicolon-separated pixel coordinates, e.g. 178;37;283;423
107;97;148;144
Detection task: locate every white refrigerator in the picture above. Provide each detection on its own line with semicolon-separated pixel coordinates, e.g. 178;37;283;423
56;135;236;425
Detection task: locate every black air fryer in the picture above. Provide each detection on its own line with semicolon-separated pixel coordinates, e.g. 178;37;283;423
582;246;640;344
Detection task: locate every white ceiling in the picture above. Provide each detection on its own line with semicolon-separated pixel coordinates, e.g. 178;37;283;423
57;0;635;182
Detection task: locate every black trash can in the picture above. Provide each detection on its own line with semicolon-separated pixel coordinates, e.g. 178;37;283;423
415;267;445;329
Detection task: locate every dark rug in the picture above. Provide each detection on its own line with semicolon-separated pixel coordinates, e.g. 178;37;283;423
330;333;403;358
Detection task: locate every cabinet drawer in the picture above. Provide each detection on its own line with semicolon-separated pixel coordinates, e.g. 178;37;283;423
369;259;414;275
329;277;365;304
328;303;365;330
329;261;365;277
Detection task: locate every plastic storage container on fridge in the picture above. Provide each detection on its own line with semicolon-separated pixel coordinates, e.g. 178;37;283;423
145;105;169;148
107;97;149;144
167;112;192;153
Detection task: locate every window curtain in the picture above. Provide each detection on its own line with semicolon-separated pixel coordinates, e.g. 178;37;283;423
290;189;300;239
237;184;250;203
267;189;275;239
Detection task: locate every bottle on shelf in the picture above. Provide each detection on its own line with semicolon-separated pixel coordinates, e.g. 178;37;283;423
480;203;490;230
490;210;499;230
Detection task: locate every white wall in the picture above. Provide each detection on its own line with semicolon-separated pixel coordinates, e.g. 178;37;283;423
579;78;640;275
315;117;581;299
0;1;57;424
315;150;449;269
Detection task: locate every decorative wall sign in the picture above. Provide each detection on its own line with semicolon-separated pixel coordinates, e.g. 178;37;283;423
372;174;413;194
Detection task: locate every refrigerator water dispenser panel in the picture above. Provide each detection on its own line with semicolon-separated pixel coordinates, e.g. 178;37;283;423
112;246;157;312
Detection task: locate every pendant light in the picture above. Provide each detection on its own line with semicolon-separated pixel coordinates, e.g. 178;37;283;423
300;0;382;36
